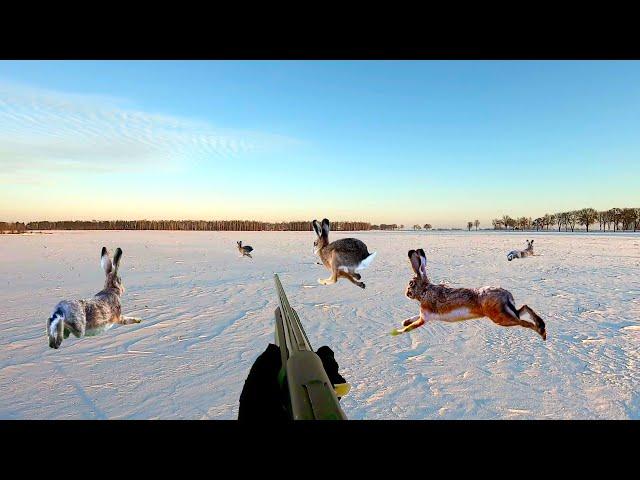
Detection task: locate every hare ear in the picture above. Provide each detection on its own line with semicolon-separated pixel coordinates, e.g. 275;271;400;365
101;247;113;274
408;250;421;275
417;248;427;277
312;220;321;236
113;248;123;272
321;218;330;237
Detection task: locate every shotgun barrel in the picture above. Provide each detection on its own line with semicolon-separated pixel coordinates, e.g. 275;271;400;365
273;273;347;420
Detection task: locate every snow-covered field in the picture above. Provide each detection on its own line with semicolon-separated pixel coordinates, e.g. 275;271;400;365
1;230;639;419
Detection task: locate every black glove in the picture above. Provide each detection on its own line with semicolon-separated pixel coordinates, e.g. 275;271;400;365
315;346;346;386
238;344;288;421
238;344;347;421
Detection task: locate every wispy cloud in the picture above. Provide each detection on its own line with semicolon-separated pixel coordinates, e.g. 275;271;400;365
0;82;295;182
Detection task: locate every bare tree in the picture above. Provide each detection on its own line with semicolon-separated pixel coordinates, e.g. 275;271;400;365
598;211;607;231
555;212;566;232
533;218;543;231
609;208;622;231
467;221;473;231
474;219;479;230
621;208;636;231
542;213;556;230
577;208;598;232
413;224;422;231
516;217;530;230
423;223;432;230
565;211;578;232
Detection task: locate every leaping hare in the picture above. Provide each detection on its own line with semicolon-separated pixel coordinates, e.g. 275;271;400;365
46;247;141;349
507;239;534;261
237;241;253;258
312;218;377;289
391;248;546;340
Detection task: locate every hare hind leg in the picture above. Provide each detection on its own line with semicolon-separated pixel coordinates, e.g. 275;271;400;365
486;303;541;337
339;270;365;289
517;305;546;340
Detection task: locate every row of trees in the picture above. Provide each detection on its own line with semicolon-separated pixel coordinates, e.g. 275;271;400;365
0;222;27;233
491;208;640;232
466;220;480;231
371;224;400;230
492;216;535;231
24;220;372;232
413;224;433;230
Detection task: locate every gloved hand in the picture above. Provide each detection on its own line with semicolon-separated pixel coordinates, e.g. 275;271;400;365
238;344;347;420
238;344;288;421
315;346;346;386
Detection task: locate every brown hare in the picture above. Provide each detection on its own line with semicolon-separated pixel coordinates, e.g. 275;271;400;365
392;248;546;340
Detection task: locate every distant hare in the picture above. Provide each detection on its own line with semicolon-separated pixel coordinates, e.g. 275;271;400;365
312;218;377;289
392;248;546;340
46;247;141;349
237;241;253;258
507;239;534;261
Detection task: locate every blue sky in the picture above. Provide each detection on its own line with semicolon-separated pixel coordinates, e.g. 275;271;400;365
1;61;638;227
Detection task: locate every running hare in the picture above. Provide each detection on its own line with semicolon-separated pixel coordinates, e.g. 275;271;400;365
392;248;546;339
312;218;376;289
237;241;253;258
46;247;141;349
507;239;534;261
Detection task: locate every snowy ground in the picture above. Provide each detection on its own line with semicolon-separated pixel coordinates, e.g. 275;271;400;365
1;230;639;419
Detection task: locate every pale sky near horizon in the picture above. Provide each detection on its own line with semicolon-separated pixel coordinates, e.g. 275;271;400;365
1;61;639;228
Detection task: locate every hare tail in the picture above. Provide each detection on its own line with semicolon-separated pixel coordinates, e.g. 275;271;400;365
356;251;377;271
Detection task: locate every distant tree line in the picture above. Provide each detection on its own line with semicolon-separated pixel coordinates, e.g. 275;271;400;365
408;223;433;231
371;224;399;230
23;219;372;232
0;222;27;233
491;208;640;232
